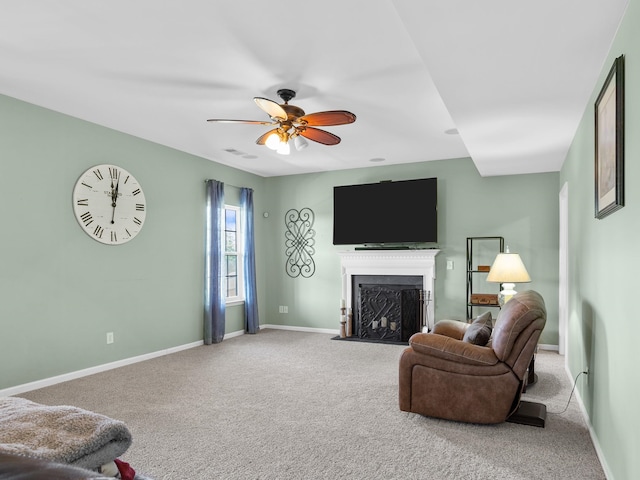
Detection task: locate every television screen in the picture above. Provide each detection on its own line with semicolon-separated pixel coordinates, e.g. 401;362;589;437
333;177;437;245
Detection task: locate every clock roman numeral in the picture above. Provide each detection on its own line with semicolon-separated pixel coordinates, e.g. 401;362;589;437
109;167;119;180
76;199;89;206
133;217;142;225
80;212;93;226
111;231;117;242
81;182;92;189
132;188;141;196
123;175;130;184
125;228;131;237
93;169;104;181
93;225;104;238
136;204;145;211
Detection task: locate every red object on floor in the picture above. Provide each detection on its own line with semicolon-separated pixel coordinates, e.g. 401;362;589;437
114;458;136;480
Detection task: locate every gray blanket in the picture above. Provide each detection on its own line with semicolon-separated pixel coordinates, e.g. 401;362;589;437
0;396;132;470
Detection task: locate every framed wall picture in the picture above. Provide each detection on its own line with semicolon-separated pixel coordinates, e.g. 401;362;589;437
594;54;624;219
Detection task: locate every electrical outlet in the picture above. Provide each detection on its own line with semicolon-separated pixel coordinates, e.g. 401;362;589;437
106;332;114;344
279;306;288;313
446;260;454;270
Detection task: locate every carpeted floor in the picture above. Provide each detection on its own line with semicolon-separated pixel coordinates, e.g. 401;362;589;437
20;329;604;480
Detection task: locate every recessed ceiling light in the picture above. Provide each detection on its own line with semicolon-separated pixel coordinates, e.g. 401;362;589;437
243;155;258;159
224;148;245;156
444;128;459;135
369;157;386;163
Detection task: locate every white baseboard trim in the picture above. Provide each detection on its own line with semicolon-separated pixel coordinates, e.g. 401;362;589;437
262;326;562;351
261;324;340;335
225;329;246;339
563;364;612;479
1;329;254;397
538;343;559;352
0;327;334;397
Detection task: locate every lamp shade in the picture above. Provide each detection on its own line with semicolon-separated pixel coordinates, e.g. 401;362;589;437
486;249;531;305
486;252;531;283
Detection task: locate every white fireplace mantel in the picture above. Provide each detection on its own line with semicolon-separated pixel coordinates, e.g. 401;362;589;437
339;249;440;329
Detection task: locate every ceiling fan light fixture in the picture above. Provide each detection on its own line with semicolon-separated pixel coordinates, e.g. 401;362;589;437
265;132;281;150
276;141;291;155
208;88;356;154
294;135;308;151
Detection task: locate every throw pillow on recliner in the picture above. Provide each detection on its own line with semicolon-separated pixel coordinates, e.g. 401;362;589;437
462;311;492;346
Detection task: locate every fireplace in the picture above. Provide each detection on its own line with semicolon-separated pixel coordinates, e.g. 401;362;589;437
353;275;422;343
338;250;440;343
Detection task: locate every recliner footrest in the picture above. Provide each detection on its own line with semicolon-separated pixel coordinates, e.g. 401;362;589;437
507;400;546;427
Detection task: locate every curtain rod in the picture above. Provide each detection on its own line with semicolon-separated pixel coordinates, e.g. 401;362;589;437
204;179;250;190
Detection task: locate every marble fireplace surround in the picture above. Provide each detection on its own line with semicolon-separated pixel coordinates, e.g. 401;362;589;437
338;249;440;332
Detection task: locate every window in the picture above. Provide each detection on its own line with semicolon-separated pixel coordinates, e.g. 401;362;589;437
224;205;244;303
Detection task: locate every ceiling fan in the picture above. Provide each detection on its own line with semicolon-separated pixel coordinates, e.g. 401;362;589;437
207;89;356;155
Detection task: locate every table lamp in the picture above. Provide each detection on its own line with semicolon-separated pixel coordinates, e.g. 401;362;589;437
486;246;531;305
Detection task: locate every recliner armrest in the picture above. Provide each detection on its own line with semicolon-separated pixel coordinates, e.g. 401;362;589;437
408;332;499;366
431;319;469;340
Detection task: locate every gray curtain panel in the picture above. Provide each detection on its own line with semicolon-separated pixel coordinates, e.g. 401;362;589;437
241;188;260;334
204;179;225;344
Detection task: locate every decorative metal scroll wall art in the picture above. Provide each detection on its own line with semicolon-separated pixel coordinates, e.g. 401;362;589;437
285;208;316;278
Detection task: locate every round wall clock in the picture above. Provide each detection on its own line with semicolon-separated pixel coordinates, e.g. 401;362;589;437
72;164;147;245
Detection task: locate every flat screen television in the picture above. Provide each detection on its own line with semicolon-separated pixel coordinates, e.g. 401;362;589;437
333;177;437;245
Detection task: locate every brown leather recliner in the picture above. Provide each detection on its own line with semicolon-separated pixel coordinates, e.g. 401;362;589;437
399;290;546;424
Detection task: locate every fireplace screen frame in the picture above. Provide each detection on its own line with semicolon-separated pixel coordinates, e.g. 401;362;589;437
352;275;423;343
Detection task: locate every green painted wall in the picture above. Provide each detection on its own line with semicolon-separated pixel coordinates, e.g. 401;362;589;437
263;159;560;345
4;6;634;474
560;1;638;478
0;94;266;390
0;89;561;404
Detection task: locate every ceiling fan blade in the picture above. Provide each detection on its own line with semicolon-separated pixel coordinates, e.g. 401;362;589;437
298;110;356;126
254;97;288;121
207;118;275;125
256;128;280;145
299;127;341;145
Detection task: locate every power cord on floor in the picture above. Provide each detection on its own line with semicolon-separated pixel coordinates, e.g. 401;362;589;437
548;370;588;415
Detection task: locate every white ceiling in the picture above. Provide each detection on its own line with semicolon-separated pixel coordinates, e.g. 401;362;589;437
0;0;628;177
